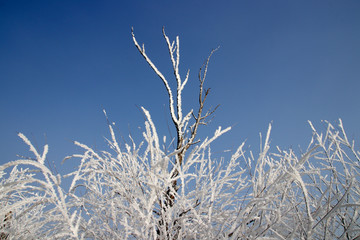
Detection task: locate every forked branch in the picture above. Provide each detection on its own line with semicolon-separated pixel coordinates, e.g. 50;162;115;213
132;27;219;154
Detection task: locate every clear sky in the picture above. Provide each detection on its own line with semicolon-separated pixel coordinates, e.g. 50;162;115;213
1;1;360;170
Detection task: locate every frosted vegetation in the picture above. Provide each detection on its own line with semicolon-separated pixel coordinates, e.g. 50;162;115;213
1;29;360;239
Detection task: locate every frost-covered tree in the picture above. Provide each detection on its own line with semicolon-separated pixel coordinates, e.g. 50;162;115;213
1;29;360;239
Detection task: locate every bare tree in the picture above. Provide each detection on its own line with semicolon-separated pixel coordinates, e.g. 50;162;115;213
131;27;219;209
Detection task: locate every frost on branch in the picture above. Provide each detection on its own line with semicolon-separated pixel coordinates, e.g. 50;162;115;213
1;29;360;239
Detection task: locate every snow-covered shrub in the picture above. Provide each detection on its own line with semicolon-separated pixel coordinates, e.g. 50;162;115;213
1;29;359;239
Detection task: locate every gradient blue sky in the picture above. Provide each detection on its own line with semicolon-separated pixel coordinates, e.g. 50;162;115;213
1;1;360;170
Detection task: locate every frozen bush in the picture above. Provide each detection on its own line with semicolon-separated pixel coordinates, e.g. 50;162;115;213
1;29;359;239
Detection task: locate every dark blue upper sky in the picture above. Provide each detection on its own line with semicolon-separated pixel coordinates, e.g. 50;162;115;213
1;1;360;169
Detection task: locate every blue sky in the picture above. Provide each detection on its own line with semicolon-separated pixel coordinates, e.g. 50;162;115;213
1;1;360;170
